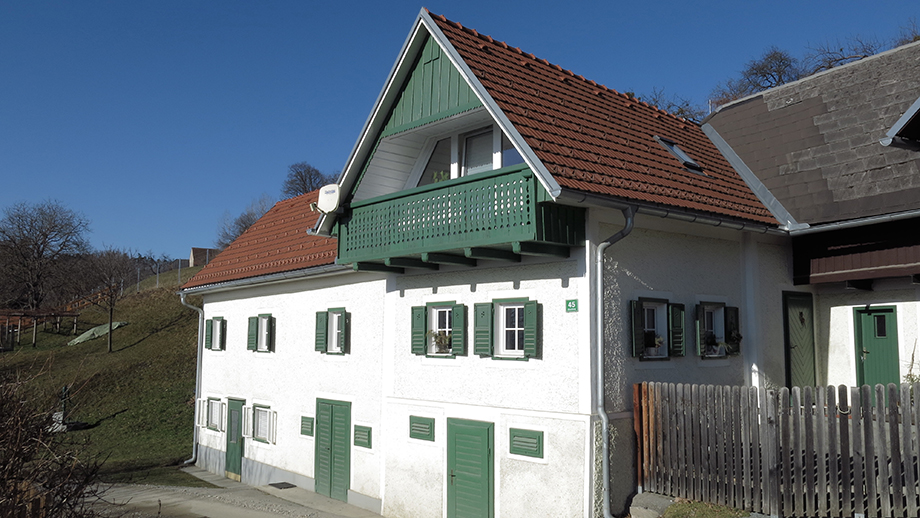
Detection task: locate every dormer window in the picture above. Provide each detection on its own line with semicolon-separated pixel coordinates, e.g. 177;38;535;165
411;123;525;188
654;135;704;173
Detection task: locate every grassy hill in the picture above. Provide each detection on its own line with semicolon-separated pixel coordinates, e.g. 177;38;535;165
0;266;215;485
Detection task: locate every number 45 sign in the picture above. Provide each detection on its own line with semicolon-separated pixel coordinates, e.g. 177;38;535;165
566;300;578;312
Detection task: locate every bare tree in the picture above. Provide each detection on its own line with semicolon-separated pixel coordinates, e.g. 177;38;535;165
895;17;920;47
216;195;275;249
0;370;103;516
281;162;334;199
639;87;707;122
710;46;803;108
804;36;884;73
0;200;90;309
84;247;137;353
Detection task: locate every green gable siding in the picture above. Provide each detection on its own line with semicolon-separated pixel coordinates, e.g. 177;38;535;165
382;35;482;137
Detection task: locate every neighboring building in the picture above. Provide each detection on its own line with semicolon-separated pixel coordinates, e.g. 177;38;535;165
181;9;797;517
705;40;920;389
189;247;222;267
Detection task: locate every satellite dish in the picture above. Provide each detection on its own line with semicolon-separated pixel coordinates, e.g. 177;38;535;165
316;184;340;214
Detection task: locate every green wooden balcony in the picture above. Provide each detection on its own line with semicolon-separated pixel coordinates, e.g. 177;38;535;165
335;166;585;271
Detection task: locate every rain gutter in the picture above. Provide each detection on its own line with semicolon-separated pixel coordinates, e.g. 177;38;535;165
179;292;204;466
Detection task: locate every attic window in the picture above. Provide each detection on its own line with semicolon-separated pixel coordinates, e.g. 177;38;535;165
880;95;920;151
654;136;704;173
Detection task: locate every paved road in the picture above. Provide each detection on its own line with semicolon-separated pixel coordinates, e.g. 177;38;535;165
93;467;381;518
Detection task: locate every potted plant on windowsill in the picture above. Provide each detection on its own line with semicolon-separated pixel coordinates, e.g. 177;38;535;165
643;332;664;357
426;331;452;354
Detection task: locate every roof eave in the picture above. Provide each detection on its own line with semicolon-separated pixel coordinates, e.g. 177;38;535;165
179;263;353;296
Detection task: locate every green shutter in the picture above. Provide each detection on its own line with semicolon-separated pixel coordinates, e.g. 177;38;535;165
411;306;427;355
473;302;493;357
219;319;227;350
695;305;704;356
509;428;544;458
301;416;314;436
204;319;213;350
340;312;351;353
260;314;275;352
247;316;258;350
725;306;741;351
354;425;372;448
631;300;644;357
315;311;328;352
409;415;435;441
668;303;685;356
451;304;466;356
523;300;539;359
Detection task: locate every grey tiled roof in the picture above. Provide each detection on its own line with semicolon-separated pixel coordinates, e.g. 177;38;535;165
706;41;920;224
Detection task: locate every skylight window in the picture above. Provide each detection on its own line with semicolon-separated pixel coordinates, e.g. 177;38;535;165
880;95;920;151
654;136;704;173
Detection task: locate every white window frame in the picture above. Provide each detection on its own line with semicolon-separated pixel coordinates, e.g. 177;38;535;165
428;305;453;355
408;123;524;188
642;301;668;358
701;303;726;357
327;310;344;354
251;405;277;444
207;398;225;431
496;302;526;358
257;315;271;352
211;318;223;350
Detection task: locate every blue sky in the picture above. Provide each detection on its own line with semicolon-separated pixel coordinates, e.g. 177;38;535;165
1;1;918;259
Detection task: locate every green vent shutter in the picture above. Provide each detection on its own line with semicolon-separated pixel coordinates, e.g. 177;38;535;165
523;300;539;359
340;312;351;354
473;302;493;357
204;319;213;350
631;300;644;357
301;416;314;436
247;316;258;350
451;304;466;356
695;305;704;356
411;306;427;355
668;303;685;356
409;415;435;441
315;311;328;352
354;425;372;448
509;428;544;458
725;306;741;350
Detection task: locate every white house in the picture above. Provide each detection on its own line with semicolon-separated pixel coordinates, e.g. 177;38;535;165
180;9;796;517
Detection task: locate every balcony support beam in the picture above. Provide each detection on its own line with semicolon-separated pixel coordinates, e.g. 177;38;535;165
464;247;520;262
385;258;439;270
354;262;404;274
422;252;477;267
513;241;570;258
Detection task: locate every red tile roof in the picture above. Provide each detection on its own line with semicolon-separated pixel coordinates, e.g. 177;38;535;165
182;190;337;289
428;12;777;225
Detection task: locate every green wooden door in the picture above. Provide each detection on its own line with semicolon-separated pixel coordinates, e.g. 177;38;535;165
784;293;816;387
315;399;351;502
447;418;493;518
855;306;899;387
225;398;244;481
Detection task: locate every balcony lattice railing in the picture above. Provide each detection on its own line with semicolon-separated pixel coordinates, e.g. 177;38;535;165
336;166;583;265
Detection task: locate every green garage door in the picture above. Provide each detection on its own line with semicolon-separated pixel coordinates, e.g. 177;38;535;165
315;399;351;502
447;418;493;518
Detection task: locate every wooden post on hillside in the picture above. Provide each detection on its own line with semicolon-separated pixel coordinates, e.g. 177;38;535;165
31;318;37;347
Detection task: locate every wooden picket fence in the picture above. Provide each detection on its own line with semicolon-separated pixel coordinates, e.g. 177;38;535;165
634;381;920;517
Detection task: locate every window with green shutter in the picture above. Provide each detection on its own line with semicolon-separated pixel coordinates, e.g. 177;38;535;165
410;303;465;357
207;317;226;351
630;299;684;359
248;314;275;352
205;319;213;350
509;428;543;458
316;308;349;354
695;302;741;358
354;425;372;448
409;415;435;441
476;298;541;360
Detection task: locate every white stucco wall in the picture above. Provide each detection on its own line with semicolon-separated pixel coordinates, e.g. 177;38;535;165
197;272;387;500
815;279;920;387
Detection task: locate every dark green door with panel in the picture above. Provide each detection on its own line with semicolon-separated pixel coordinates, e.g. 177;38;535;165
225;398;244;481
784;292;816;387
855;306;899;387
315;399;351;502
447;418;493;518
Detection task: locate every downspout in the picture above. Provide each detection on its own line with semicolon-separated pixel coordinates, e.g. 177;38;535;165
179;291;204;466
596;206;635;518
